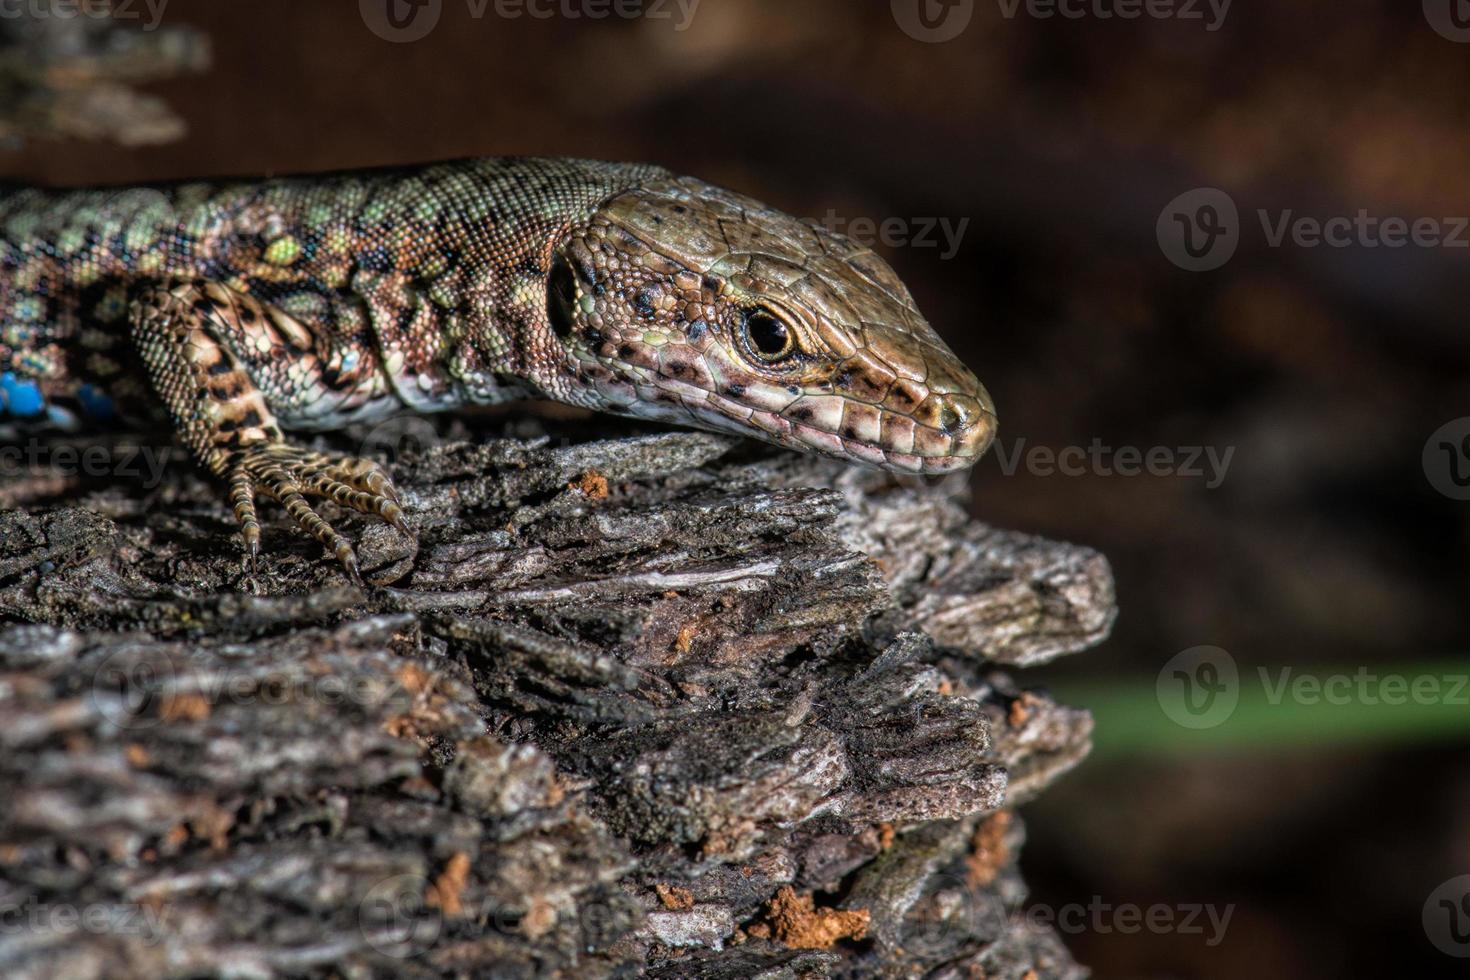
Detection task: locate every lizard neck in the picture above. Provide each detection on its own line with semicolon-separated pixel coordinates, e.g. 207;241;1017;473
426;158;665;406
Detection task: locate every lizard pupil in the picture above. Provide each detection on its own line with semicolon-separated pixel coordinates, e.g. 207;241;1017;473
744;309;793;361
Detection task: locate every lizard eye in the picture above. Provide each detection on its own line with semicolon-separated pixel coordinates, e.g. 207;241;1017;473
739;308;796;363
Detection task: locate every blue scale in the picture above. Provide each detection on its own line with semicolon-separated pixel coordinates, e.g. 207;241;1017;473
0;371;45;418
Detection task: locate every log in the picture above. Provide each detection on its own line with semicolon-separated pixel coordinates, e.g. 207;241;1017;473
0;417;1112;978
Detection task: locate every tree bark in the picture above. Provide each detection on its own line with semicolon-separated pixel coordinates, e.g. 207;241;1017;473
0;420;1113;979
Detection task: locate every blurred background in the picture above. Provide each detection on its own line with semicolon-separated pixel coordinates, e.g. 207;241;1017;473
4;1;1467;976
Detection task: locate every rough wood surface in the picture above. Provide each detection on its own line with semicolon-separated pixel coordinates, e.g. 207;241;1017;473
0;418;1113;978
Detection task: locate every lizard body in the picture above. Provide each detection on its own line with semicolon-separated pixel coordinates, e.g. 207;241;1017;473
0;157;996;578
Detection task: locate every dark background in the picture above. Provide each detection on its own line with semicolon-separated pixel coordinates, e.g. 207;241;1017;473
6;1;1468;977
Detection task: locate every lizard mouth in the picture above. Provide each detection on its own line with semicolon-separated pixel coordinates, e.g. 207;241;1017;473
740;388;998;474
611;374;997;474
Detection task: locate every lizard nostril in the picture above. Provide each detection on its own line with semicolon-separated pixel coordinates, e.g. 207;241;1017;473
936;397;972;435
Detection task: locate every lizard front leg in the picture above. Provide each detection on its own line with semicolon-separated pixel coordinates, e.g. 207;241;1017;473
129;279;411;581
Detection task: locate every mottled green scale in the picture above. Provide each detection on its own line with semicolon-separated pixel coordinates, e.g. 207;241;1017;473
0;159;656;424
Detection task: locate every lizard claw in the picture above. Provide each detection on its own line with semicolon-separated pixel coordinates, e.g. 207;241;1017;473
227;446;413;583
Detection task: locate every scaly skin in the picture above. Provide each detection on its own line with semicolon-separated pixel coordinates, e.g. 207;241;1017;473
0;157;996;579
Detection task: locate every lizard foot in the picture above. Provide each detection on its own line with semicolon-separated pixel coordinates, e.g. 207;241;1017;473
229;445;412;583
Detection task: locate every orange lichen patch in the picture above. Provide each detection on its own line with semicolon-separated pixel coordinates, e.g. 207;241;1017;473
1022;970;1039;980
937;678;954;696
700;819;756;858
964;811;1013;888
544;777;566;808
569;470;610;499
382;663;457;744
163;824;189;850
656;882;696;911
877;822;896;851
381;714;417;739
762;886;870;949
426;851;471;919
190;807;234;852
160;692;211;723
1008;692;1043;728
395;662;432;695
522;898;557;938
124;743;150;767
674;624;697;654
0;845;20;865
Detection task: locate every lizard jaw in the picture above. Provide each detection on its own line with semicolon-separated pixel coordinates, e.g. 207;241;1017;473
586;370;997;474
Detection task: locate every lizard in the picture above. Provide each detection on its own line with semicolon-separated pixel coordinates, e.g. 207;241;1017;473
0;157;997;581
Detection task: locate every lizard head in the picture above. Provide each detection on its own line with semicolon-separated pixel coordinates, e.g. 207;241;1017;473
534;176;996;474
